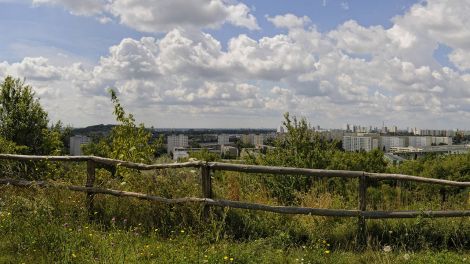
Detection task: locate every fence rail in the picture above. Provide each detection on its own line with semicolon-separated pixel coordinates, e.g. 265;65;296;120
1;153;470;248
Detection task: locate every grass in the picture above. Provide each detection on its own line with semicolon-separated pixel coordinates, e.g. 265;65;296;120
1;160;470;263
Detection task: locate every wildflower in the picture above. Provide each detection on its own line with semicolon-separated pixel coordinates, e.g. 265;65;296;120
72;253;77;258
63;223;69;228
180;230;185;233
322;240;326;244
383;245;392;253
403;253;410;260
325;250;330;254
224;256;229;260
230;257;234;261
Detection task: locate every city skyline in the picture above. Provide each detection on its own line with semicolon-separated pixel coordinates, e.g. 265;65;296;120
1;1;470;129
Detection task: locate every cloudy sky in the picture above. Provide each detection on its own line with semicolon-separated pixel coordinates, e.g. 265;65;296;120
1;0;470;129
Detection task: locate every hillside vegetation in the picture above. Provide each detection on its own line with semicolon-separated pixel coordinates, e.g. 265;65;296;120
1;76;470;263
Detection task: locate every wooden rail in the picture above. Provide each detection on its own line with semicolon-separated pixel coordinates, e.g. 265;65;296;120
1;153;470;248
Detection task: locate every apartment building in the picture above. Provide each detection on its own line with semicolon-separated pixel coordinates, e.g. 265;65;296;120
167;134;189;154
342;135;379;152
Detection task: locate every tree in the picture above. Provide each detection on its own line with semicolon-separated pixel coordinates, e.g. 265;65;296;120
83;89;161;164
0;76;62;154
251;113;338;203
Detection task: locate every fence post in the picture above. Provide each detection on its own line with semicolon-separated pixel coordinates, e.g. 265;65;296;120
201;163;212;220
357;172;367;249
86;159;96;221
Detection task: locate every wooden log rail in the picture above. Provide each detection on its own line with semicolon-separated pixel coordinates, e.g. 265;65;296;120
2;153;470;249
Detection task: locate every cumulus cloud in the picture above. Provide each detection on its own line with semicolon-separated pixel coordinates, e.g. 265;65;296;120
31;0;259;32
266;13;311;29
32;0;106;16
4;0;470;128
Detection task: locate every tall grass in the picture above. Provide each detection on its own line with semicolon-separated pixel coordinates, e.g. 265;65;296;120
1;159;470;262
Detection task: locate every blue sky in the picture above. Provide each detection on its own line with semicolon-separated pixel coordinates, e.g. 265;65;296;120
0;0;469;129
1;1;417;62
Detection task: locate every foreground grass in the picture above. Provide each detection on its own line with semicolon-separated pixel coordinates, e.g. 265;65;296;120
1;214;470;264
1;162;470;263
1;191;469;264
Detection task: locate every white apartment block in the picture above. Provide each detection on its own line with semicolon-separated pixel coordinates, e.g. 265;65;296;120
380;136;406;152
253;134;265;146
69;135;91;156
241;134;254;145
217;134;230;145
408;136;432;148
342;136;379;152
431;136;452;146
241;134;265;146
414;129;454;137
167;134;189;154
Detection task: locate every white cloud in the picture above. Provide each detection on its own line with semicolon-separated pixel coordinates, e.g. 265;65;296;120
32;0;106;16
266;13;311;29
4;1;470;128
31;0;259;32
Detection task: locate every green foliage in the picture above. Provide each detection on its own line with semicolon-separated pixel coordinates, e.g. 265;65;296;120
0;76;62;155
256;113;337;169
249;113;386;203
83;89;161;164
328;149;387;173
189;148;221;162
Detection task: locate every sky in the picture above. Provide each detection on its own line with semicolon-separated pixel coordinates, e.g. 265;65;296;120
1;0;470;129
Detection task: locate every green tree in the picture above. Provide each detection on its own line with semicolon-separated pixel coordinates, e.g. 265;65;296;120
84;89;161;164
250;113;338;203
0;76;62;154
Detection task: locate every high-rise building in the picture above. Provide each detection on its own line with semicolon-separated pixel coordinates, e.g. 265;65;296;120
241;134;265;146
380;136;406;152
167;134;189;154
253;134;265;146
342;136;379;152
217;134;230;145
431;137;452;146
408;136;432;148
70;135;91;156
241;134;254;145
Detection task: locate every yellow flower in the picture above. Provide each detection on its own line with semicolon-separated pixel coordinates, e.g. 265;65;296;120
230;257;234;261
325;250;330;254
224;256;229;260
180;230;185;233
72;253;77;258
322;240;326;244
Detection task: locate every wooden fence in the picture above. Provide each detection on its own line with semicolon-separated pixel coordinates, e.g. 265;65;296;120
1;153;470;247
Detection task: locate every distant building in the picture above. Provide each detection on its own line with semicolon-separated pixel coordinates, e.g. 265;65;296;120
342;135;379;152
431;136;452;145
277;125;286;133
69;135;91;156
240;134;266;147
217;134;230;145
408;136;432;148
172;147;189;161
241;134;254;145
253;134;265;146
221;145;239;158
380;136;406;152
167;134;189;154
